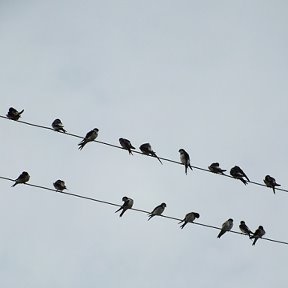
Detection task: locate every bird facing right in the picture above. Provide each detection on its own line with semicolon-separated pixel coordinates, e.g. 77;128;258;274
148;203;166;221
78;128;99;150
115;196;134;217
12;171;30;187
179;212;200;229
217;218;233;238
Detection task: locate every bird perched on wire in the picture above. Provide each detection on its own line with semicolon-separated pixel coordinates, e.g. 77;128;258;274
52;119;66;133
263;175;280;194
78;128;99;150
119;138;135;155
217;218;233;238
53;180;67;192
11;171;30;187
208;162;226;175
115;196;134;217
6;107;24;121
148;203;166;221
179;149;193;175
178;212;200;229
250;226;265;246
230;166;250;185
139;143;162;164
239;220;252;237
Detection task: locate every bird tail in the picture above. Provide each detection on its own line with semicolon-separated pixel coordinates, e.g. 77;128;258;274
115;207;122;214
180;222;187;229
189;165;193;171
19;109;24;115
11;182;17;187
252;238;258;246
217;231;224;238
185;165;187;175
148;214;153;221
128;149;133;155
78;141;86;150
119;209;126;217
239;178;248;185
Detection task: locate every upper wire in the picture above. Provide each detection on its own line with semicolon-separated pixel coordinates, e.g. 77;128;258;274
1;115;287;193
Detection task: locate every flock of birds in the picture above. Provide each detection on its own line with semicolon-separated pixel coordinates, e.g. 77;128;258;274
6;107;276;245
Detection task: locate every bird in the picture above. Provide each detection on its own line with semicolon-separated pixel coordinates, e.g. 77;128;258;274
178;212;200;229
53;180;67;191
78;128;99;150
208;162;226;174
6;107;24;121
179;149;193;175
239;220;252;237
263;175;280;194
230;166;250;185
12;171;30;187
115;196;134;217
52;119;66;133
139;143;162;164
217;218;233;238
250;226;265;246
148;203;166;220
119;138;135;155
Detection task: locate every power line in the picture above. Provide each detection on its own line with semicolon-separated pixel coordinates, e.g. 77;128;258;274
1;115;287;194
0;176;287;246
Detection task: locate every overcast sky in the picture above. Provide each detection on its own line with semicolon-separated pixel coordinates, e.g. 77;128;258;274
1;1;288;287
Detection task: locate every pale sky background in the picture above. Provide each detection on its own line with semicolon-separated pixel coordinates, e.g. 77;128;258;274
1;1;288;287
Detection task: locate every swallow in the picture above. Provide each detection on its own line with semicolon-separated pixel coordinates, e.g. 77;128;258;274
78;128;99;150
6;107;24;121
230;166;250;185
179;149;193;174
148;203;166;220
179;212;200;229
208;162;226;174
263;175;280;194
139;143;162;164
12;171;30;187
217;218;233;238
119;138;135;155
250;226;265;246
53;180;67;191
52;119;66;133
115;196;134;217
239;221;252;237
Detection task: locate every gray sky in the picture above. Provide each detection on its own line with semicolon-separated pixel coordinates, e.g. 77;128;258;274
1;1;288;287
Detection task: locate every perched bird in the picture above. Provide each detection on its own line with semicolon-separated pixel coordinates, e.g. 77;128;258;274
179;212;200;229
115;196;134;217
239;220;252;237
119;138;135;155
78;128;99;150
12;171;30;187
6;107;24;121
250;226;265;246
208;162;226;175
52;119;66;133
139;143;162;164
263;175;280;194
230;166;250;185
53;180;67;191
179;149;193;175
148;203;166;221
217;218;233;238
